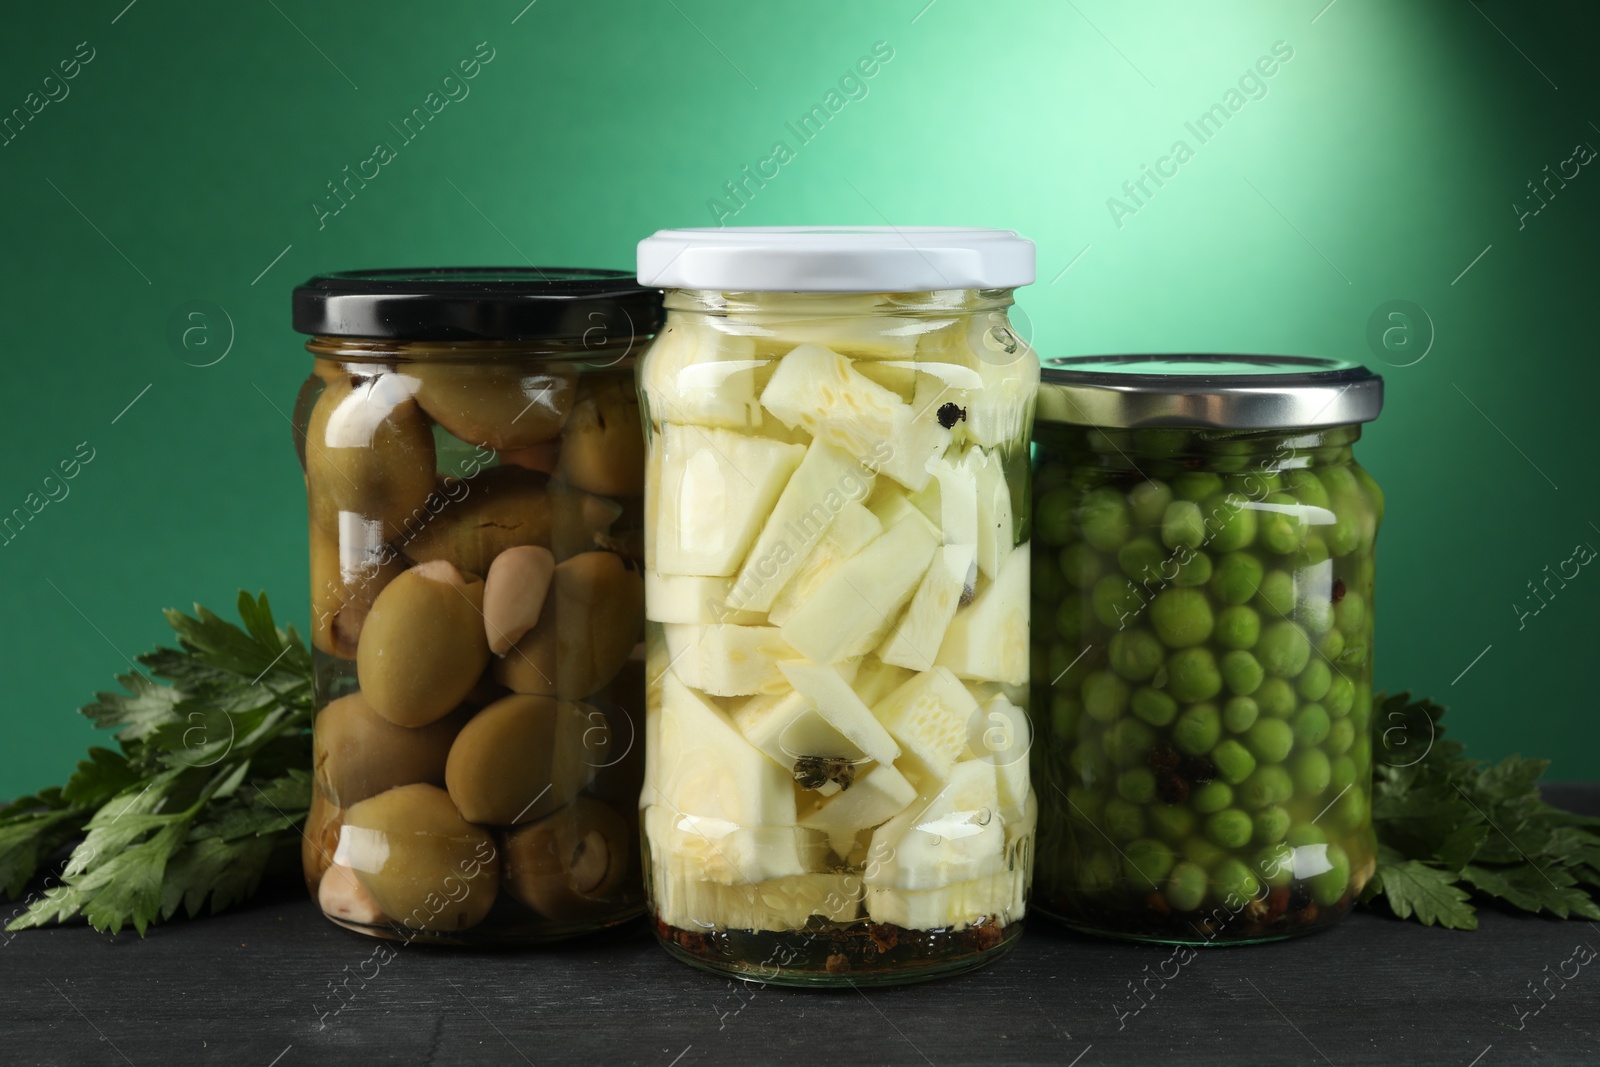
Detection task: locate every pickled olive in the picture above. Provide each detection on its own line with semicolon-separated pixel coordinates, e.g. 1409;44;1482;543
305;373;438;541
483;544;557;656
503;797;633;920
303;791;342;894
411;361;578;450
495;551;644;700
319;863;388;925
444;694;605;825
340;784;500;932
313;690;466;806
402;466;553;576
356;562;492;727
548;481;626;561
309;520;406;660
557;373;646;496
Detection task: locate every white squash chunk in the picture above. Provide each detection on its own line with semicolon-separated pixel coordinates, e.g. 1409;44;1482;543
863;760;1005;891
873;666;978;785
850;657;915;709
643;804;822;886
867;483;941;539
931;457;979;548
653;424;804;576
779;516;938;664
968;693;1033;820
777;661;901;767
935;543;1030;685
737;315;920;360
864;870;1022;930
799;762;917;837
645;572;764;625
963;447;1015;580
641;322;769;430
766;502;883;626
878;544;977;673
734;689;868;771
914;315;1041;449
663;623;796;697
649;855;862;930
854;359;919;399
652;673;798;827
727;439;874;613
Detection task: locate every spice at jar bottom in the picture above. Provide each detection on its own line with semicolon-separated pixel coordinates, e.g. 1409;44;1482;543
291;268;661;946
634;227;1040;986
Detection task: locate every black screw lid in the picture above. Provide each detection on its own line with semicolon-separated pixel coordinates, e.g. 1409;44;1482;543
291;267;663;342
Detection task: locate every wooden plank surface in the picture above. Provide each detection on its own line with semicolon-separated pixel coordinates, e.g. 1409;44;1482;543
4;786;1597;1067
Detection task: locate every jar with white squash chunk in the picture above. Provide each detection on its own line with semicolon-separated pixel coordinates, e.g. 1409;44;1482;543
291;268;659;944
634;228;1040;985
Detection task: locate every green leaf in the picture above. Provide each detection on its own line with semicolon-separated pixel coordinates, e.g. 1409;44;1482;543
1368;855;1478;930
1461;864;1600;921
60;748;140;808
0;808;87;898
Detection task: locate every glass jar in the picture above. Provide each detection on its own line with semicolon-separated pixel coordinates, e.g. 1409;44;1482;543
289;268;661;945
1030;355;1384;944
634;227;1040;985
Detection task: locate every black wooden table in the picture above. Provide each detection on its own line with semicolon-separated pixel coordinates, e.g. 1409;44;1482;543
5;786;1598;1067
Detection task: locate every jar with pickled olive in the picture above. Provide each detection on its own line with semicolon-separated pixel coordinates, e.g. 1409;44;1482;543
290;268;661;944
1029;355;1384;944
633;228;1040;985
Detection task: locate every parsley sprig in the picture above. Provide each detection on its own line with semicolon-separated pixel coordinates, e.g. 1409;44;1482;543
1;592;314;935
1363;693;1600;930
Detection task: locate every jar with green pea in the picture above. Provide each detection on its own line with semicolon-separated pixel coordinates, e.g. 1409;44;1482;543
1029;355;1383;944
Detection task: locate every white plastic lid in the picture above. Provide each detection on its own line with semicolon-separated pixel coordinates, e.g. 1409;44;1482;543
636;226;1036;293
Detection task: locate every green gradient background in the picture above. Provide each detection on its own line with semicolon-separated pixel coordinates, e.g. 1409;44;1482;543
1;0;1596;794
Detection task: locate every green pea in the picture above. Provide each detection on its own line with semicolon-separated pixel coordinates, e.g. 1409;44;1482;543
1161;500;1207;551
1173;702;1222;755
1254;570;1297;617
1316;627;1345;663
1351;732;1372;770
1258;621;1312;678
1325;717;1354;755
1227;470;1282;499
1034;461;1070;496
1049;643;1093;691
1123;838;1176;887
1165;861;1208;911
1223;695;1260;733
1256;843;1295;887
1244;717;1294;764
1336;641;1369;670
1237;765;1292;809
1255;677;1296;717
1259;492;1307;554
1296;659;1332;701
1205;808;1253;849
1296;584;1335;634
1117;768;1157;805
1079;850;1120;893
1080;487;1132;551
1328;787;1367;833
1104;717;1155;767
1335;591;1366;635
1091;574;1145;628
1128;479;1174;529
1191;780;1234;814
1069;742;1109;785
1182;836;1226;868
1059;543;1104;588
1292;703;1331;747
1066;785;1103;824
1253;806;1291;845
1131;686;1178;726
1310;843;1350;906
1350;687;1373;729
1329;755;1357;791
1211;857;1261;904
1214;605;1262;651
1109;629;1164;682
1203;494;1258;552
1353;464;1384;525
1287;823;1327;848
1103;797;1146;840
1221;650;1264;696
1284;469;1331;510
1081;671;1129;723
1116;537;1164;583
1297;536;1331;569
1050;693;1082;740
1035;487;1079;547
1293;749;1333;797
1166;647;1223;703
1172;471;1224;503
1150;588;1214;648
1149;803;1197;843
1133;428;1190;459
1324;673;1354;718
1211;739;1257;784
1210;551;1265;606
1173;550;1214;587
1054;598;1085;643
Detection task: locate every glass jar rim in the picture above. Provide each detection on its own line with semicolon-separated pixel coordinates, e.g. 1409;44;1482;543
1038;354;1383;430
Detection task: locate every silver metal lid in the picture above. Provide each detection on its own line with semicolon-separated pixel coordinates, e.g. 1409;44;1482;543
1038;354;1384;430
